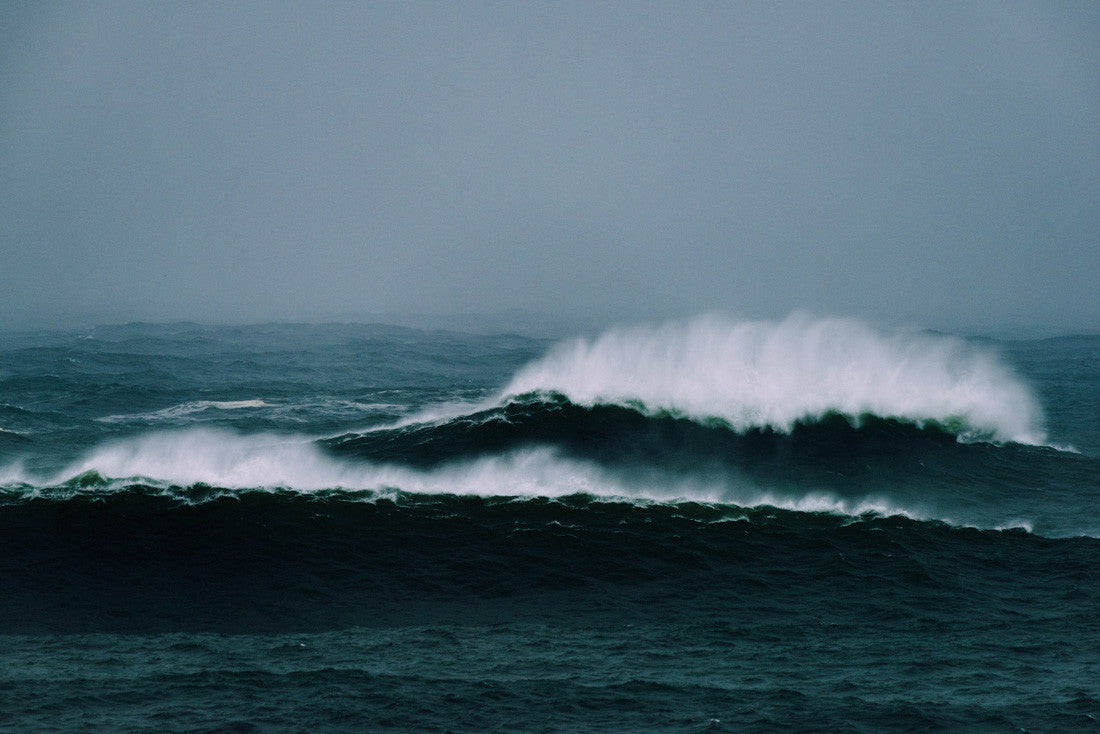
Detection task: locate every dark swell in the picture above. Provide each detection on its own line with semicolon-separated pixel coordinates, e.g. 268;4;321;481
1;487;1096;635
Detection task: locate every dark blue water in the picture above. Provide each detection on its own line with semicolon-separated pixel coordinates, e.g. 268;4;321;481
1;316;1097;731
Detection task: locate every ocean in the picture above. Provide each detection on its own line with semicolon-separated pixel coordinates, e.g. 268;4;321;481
0;314;1097;732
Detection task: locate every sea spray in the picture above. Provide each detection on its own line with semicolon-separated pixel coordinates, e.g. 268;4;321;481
503;313;1046;444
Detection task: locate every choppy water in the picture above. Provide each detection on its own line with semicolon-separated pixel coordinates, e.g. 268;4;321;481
1;315;1097;731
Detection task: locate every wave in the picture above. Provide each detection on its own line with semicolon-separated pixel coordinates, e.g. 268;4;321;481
500;313;1046;445
326;393;988;468
3;424;1079;535
5;430;720;501
0;423;943;525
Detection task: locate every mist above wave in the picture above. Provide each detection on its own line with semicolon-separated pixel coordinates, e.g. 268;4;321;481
503;313;1046;445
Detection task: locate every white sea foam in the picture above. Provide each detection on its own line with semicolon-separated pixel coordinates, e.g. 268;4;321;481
503;312;1047;445
0;428;937;525
2;424;1066;533
0;458;28;485
97;399;270;424
37;430;693;499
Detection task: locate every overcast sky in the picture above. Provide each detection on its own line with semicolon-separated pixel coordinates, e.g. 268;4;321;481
1;2;1097;333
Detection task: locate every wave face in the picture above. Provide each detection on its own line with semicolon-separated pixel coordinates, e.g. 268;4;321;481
503;313;1046;444
1;319;1098;732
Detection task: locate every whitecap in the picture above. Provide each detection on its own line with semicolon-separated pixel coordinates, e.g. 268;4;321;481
502;312;1047;445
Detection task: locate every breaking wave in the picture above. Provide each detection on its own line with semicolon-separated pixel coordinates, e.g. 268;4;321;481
1;314;1082;535
501;313;1046;445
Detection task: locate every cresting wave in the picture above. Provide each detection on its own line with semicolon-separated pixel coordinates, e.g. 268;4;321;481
502;313;1047;445
0;424;1053;534
7;432;648;498
0;314;1070;533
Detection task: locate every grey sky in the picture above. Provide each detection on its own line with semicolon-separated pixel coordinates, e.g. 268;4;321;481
1;1;1097;332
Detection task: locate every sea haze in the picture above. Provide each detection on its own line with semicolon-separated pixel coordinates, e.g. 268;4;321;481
2;4;1097;332
0;315;1097;731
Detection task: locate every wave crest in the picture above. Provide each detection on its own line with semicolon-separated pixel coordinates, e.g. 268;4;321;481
503;313;1046;445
